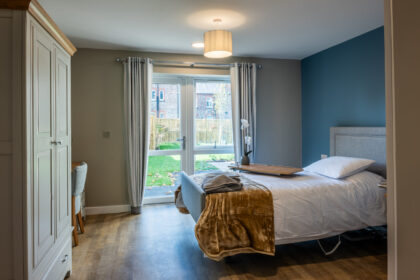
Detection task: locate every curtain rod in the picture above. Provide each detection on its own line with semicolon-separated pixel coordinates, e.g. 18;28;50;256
115;58;262;69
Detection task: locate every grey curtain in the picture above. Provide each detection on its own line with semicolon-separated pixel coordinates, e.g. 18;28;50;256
123;57;153;214
230;63;257;163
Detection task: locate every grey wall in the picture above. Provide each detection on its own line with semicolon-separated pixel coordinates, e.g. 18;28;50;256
71;49;301;207
0;11;14;279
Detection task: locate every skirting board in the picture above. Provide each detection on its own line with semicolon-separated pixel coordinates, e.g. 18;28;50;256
85;197;175;215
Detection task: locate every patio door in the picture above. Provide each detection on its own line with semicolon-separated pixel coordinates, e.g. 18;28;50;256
143;75;234;204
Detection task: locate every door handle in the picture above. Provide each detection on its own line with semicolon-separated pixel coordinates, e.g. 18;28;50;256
176;136;186;150
51;140;62;145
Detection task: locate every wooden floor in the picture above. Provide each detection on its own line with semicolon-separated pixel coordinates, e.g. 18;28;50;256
71;204;387;280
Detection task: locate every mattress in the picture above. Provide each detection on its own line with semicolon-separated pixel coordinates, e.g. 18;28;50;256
239;171;387;244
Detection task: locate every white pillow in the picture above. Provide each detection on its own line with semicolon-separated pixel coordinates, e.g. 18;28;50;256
304;156;375;179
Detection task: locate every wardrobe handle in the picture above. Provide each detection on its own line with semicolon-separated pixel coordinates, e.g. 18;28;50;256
62;254;69;263
51;141;62;145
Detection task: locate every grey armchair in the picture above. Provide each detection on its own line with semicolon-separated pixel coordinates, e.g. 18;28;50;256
71;162;88;246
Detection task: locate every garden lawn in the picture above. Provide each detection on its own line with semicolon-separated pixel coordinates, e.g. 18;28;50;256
146;154;234;187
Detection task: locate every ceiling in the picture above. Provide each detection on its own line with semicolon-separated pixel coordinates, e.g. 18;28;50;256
39;0;384;59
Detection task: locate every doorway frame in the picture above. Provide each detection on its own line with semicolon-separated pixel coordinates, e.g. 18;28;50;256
143;73;234;204
384;0;396;279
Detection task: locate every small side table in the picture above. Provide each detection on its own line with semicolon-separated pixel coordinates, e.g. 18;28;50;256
377;180;387;197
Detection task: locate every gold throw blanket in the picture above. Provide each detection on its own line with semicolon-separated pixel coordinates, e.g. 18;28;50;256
176;174;275;261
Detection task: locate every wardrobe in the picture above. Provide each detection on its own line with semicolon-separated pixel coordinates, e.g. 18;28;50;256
0;1;76;279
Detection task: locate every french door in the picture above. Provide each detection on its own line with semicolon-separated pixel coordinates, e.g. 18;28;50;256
144;74;234;203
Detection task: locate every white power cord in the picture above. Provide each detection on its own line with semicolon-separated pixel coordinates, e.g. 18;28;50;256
317;235;341;256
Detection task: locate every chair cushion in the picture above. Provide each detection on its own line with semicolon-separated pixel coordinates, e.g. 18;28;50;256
72;162;88;196
75;195;81;214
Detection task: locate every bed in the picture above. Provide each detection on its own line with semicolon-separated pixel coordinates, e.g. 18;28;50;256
180;127;386;246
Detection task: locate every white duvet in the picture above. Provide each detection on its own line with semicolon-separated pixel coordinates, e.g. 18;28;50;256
241;171;386;244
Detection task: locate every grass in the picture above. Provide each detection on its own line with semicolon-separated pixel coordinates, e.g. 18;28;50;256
146;155;181;186
146;154;234;187
157;142;180;150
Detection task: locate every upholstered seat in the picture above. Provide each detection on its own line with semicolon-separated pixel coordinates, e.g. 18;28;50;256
72;162;88;246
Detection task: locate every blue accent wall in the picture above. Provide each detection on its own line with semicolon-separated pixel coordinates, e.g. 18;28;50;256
301;27;385;166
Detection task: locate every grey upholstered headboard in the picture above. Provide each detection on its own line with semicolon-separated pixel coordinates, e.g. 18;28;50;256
330;127;386;177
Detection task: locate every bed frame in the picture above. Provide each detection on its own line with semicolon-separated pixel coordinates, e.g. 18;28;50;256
181;126;386;223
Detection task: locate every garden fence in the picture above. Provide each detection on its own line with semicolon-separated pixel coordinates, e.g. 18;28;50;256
149;116;233;149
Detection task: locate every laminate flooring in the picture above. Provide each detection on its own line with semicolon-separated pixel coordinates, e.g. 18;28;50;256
70;204;387;280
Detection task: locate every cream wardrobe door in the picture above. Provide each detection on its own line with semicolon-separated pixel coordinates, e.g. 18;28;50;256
54;46;71;240
32;26;55;267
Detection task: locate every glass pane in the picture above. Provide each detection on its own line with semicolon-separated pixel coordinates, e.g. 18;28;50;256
149;83;181;151
194;81;233;147
144;155;181;197
194;154;235;174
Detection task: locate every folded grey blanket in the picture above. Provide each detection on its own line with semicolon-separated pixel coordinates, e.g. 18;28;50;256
201;172;243;194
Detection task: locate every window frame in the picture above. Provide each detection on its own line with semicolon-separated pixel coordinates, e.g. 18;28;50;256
149;74;233;175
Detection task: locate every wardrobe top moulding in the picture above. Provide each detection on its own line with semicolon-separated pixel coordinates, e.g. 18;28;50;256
0;0;77;56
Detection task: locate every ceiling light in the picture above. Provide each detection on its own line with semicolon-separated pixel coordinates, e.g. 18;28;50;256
192;42;204;48
204;29;232;58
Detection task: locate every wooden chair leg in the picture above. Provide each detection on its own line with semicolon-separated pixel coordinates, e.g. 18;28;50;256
77;212;85;233
72;196;78;246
